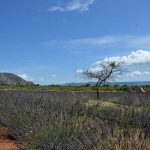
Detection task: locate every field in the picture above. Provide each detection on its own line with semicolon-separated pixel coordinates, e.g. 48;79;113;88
0;90;150;150
0;84;150;92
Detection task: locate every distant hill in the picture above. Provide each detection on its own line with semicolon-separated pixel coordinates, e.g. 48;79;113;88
63;81;150;86
0;73;34;85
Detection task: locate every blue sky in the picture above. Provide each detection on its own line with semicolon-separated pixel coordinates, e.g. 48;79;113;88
1;0;150;84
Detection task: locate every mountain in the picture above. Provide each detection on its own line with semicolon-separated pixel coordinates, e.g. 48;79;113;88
0;72;34;85
63;81;150;86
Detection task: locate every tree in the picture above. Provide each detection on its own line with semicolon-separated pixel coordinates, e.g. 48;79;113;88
82;61;123;99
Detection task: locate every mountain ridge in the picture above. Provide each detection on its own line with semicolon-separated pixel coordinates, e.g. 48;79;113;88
0;72;34;85
63;81;150;86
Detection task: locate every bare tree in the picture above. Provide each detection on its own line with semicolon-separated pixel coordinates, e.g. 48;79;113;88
82;61;123;99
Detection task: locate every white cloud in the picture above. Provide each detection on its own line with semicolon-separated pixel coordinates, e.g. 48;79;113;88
96;50;150;65
76;69;84;73
77;50;150;80
76;67;103;74
126;71;142;77
39;77;44;82
129;36;150;48
69;35;150;48
144;71;150;75
49;0;95;12
44;35;150;49
18;74;33;81
126;71;150;78
76;66;103;74
51;74;56;78
76;50;150;82
69;35;125;45
88;66;102;73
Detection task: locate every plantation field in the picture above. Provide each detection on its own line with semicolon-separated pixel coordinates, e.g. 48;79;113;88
0;90;150;149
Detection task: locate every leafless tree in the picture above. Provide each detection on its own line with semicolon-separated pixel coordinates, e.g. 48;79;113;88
82;61;123;99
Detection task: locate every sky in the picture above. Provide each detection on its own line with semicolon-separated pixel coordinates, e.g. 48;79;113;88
1;0;150;84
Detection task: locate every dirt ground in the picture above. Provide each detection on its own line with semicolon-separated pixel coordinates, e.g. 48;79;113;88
0;127;19;150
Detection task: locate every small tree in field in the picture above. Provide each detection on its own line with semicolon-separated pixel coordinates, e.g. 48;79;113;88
82;61;122;99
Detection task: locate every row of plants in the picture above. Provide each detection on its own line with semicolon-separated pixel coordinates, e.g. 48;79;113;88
0;91;150;149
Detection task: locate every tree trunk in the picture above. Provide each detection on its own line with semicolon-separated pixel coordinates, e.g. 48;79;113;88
96;86;99;99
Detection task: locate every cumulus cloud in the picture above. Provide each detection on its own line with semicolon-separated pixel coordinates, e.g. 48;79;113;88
49;0;95;12
76;50;150;81
18;74;33;81
96;50;150;65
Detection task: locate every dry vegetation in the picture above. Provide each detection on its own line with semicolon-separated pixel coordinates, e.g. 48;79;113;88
0;90;150;149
